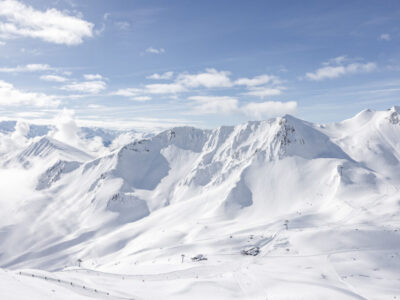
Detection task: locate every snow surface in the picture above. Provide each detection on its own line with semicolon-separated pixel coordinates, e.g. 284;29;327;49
0;108;400;299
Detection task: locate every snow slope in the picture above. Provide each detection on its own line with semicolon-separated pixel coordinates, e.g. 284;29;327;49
0;108;400;299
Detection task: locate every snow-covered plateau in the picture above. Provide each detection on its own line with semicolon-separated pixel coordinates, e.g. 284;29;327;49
0;107;400;299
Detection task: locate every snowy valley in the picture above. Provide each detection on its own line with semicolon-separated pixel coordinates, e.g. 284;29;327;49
0;107;400;299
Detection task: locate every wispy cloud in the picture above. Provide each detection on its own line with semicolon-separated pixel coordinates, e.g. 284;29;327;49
111;68;292;119
111;88;152;101
61;80;106;94
113;88;141;97
188;96;239;114
0;0;94;45
305;56;376;81
235;74;281;87
242;101;297;119
84;74;104;80
115;21;130;30
145;47;165;54
116;69;233;97
236;74;285;99
0;63;52;73
40;74;68;82
147;71;174;80
132;96;151;102
114;69;286;103
145;83;186;94
103;13;110;21
379;33;391;41
243;87;282;98
177;68;233;88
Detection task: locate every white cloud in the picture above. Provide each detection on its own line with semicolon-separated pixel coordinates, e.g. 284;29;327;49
112;89;152;101
145;83;186;94
0;63;52;73
83;74;103;80
132;96;151;101
323;55;347;66
113;69;286;102
379;33;391;41
111;83;187;97
145;47;165;54
346;62;376;73
40;74;68;82
188;96;239;114
61;80;106;94
235;74;284;99
306;66;345;80
113;88;142;97
243;87;282;99
0;0;94;45
49;109;105;155
50;109;80;145
87;104;105;109
0;120;30;155
115;21;130;30
235;74;281;87
177;68;233;88
116;69;283;99
305;57;376;81
140;68;234;95
113;88;158;100
0;80;59;107
242;101;297;119
0;41;5;46
13;120;30;137
147;71;174;80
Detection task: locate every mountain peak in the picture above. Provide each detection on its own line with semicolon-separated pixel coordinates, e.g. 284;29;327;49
18;136;93;163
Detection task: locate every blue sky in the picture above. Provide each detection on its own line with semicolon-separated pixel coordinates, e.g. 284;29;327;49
0;0;399;129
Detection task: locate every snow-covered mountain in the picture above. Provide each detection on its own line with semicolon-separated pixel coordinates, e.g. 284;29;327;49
12;137;93;166
0;120;152;146
0;107;400;300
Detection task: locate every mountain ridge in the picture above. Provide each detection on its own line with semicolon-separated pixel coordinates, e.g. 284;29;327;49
0;107;399;299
